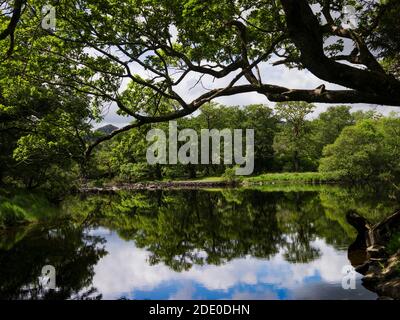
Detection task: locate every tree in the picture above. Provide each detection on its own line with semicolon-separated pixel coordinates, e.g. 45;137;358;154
108;124;164;181
273;102;315;172
0;0;25;58
0;28;95;189
2;0;398;155
242;104;279;173
319;117;400;182
309;105;355;160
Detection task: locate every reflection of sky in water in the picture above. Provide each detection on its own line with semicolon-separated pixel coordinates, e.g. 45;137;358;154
86;229;377;300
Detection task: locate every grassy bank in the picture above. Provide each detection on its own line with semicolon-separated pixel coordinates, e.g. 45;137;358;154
244;172;343;185
174;172;344;185
84;172;346;192
0;191;60;229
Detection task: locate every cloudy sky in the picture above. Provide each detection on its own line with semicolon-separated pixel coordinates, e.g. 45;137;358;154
85;228;376;300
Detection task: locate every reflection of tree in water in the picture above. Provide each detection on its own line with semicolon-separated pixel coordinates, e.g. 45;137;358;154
48;186;397;276
78;189;369;271
276;192;322;263
121;190;285;272
0;224;107;300
1;186;397;299
320;185;399;238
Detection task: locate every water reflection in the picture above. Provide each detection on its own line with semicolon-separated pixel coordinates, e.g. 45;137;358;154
90;233;372;300
0;224;106;299
0;186;398;300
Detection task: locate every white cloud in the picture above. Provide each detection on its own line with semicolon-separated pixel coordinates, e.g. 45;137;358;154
90;233;355;300
169;283;196;300
98;59;399;129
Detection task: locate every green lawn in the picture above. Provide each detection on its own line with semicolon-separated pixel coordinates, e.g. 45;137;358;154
244;171;344;185
111;172;345;186
167;176;225;183
163;172;344;185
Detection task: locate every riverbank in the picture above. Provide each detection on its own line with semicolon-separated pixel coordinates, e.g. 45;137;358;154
347;210;400;300
0;192;61;229
81;172;345;192
244;172;343;185
80;180;235;193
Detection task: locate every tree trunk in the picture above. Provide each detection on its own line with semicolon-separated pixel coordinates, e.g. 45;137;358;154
188;165;197;179
155;164;162;180
293;150;300;172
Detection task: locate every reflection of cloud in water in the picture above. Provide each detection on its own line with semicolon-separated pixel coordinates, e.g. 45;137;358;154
91;232;376;300
231;288;278;300
169;283;196;300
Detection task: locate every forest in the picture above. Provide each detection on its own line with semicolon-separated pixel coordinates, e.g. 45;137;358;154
1;0;400;195
89;103;400;186
3;98;400;193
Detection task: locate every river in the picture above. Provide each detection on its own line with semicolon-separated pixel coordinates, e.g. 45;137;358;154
0;185;398;300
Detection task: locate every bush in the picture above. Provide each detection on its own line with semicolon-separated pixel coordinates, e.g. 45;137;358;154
0;202;29;228
222;167;243;184
246;171;343;184
387;232;400;255
319;118;400;182
0;192;60;229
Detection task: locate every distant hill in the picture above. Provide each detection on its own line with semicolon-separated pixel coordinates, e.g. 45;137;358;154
95;124;119;135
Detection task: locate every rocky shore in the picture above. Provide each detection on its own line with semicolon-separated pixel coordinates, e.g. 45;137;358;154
347;210;400;299
80;180;237;193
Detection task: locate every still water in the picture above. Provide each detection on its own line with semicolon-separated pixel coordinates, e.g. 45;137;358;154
1;186;398;300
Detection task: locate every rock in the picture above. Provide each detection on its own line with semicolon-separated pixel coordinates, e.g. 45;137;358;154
377;296;394;300
376;279;400;300
347;210;400;300
367;245;387;259
355;261;371;275
381;254;400;279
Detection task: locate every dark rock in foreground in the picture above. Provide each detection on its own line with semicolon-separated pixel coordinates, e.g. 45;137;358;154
347;210;400;300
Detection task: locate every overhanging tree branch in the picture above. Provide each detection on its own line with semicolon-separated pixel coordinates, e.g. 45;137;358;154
85;82;400;158
280;0;400;102
0;0;25;57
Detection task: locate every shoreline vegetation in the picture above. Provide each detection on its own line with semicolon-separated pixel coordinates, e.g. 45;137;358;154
2;175;393;230
80;171;349;193
3;102;400;196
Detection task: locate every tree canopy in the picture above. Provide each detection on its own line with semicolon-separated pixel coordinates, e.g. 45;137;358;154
1;0;400;156
320;116;400;181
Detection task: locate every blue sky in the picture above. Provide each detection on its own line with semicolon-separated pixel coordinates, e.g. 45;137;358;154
84;229;376;300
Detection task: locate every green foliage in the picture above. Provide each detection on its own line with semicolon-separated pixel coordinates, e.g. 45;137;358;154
222;166;243;184
387;232;400;255
86;103;400;186
0;191;61;229
61;185;398;271
0;17;95;193
273;102;316;172
319;117;400;182
246;171;343;184
309;106;355;158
